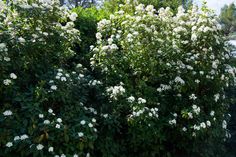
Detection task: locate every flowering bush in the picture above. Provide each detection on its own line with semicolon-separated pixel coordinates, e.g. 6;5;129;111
0;0;98;156
1;0;236;156
91;1;236;156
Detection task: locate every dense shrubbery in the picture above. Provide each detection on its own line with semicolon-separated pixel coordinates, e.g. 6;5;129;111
0;0;97;156
91;1;236;156
0;0;235;157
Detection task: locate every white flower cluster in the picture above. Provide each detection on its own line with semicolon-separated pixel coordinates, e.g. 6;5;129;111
38;108;65;130
169;113;178;126
169;119;177;125
191;121;211;131
88;80;102;86
129;107;159;120
127;95;146;104
157;84;172;92
79;118;97;134
106;83;126;100
83;106;98;115
5;134;29;148
3;73;17;86
192;105;200;115
48;68;87;92
127;96;135;103
3;110;13;116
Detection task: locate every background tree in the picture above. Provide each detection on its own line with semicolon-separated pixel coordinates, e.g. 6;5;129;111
219;3;236;35
102;0;193;13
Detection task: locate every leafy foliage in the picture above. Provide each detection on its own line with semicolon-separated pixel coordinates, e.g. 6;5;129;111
219;3;236;35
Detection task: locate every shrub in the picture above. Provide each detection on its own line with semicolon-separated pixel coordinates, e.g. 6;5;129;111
0;0;98;156
91;1;236;156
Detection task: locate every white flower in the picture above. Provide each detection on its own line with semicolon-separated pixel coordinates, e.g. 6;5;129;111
199;71;204;75
20;134;29;140
6;142;13;147
189;94;197;100
79;74;84;78
118;10;124;14
57;72;63;76
48;108;53;113
51;85;57;90
14;136;20;141
73;154;78;157
182;127;187;132
77;64;83;68
148;113;153;117
174;76;185;84
222;120;227;129
18;37;26;43
39;114;44;118
173;113;178;117
92;118;96;123
57;118;62;123
86;153;90;157
106;84;126;100
48;146;54;152
188;112;193;119
96;32;102;40
0;43;6;49
146;5;154;12
3;110;13;116
102;45;109;51
137;98;146;104
210;111;215;116
212;61;218;69
80;120;86;125
3;79;12;86
61;77;67;81
61;154;66;157
10;73;17;79
58;69;63;72
191;33;197;41
69;12;78;21
4;57;10;62
44;120;50;124
206;120;211;127
193;125;200;130
110;44;118;50
108;38;113;44
103;114;108;118
136;4;145;11
195;79;200;84
200;122;206;129
78;132;84;137
127;96;135;103
55;124;60;129
88;123;93;128
214;93;220;102
36;144;44;150
169;119;176;125
192;105;200;115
